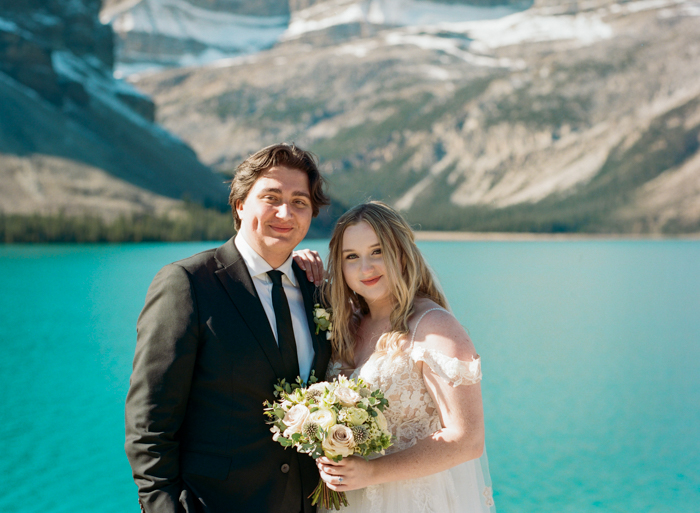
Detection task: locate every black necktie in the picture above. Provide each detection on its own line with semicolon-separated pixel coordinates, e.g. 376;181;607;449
267;270;300;383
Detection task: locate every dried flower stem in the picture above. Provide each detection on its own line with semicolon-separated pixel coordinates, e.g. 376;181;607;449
309;478;348;510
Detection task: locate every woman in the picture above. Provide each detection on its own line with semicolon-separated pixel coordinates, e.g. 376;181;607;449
317;201;495;513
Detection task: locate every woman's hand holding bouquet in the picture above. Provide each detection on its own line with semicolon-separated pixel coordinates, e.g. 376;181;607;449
264;374;392;510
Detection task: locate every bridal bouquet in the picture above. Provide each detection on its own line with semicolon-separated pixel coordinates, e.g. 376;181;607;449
264;374;393;510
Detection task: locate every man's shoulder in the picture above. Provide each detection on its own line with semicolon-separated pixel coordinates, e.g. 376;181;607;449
171;247;218;271
165;238;234;276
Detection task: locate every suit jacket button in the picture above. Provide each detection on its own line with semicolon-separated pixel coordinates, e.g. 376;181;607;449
281;463;290;473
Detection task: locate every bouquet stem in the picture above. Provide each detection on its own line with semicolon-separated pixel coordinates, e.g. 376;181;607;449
309;478;348;510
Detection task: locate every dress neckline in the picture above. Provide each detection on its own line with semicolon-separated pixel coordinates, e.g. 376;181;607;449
337;307;449;379
338;306;447;379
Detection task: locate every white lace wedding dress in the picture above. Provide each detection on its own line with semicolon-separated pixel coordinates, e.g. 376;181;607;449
321;308;496;513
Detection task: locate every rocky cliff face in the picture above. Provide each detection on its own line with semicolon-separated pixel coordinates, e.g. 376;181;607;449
101;0;533;75
0;0;113;105
131;0;700;233
0;0;228;220
101;0;292;75
283;0;533;46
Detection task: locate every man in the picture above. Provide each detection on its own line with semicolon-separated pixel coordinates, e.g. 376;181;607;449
125;143;332;513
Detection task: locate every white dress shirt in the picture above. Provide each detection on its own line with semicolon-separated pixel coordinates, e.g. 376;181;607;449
235;235;315;382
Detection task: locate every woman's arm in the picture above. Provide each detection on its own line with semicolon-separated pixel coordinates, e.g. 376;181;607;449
292;249;324;286
317;310;485;491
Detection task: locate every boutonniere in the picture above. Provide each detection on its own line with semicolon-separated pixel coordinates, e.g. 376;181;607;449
313;304;333;340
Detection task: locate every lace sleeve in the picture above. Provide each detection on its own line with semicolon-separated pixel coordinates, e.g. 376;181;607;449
411;346;482;387
409;307;482;387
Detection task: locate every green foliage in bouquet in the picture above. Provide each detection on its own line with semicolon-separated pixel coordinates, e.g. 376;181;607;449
264;373;393;510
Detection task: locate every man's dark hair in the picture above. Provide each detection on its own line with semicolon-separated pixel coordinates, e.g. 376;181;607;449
228;143;330;230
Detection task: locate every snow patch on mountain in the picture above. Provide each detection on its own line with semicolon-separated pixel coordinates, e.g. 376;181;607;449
101;0;289;75
0;17;21;33
104;0;287;48
425;10;613;51
284;0;612;69
105;0;694;77
283;0;523;39
52;50;177;143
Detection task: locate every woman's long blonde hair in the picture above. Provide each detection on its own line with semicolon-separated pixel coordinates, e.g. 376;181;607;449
322;201;448;365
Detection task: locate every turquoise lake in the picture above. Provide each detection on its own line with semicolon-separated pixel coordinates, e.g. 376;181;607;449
0;240;698;512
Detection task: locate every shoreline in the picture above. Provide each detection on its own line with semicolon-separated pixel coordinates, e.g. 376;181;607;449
412;231;700;241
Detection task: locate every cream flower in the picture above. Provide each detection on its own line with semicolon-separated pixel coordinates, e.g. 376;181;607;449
307;382;328;395
334;386;362;407
340;407;369;426
373;409;388;432
270;425;281;442
282;404;310;436
313;304;332;338
322;424;355;458
309;407;336;430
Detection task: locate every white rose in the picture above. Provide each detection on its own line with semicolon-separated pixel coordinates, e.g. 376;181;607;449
309;407;336;430
307;383;328;394
282;404;310;436
374;409;388;432
322;424;355;458
334;386;362;407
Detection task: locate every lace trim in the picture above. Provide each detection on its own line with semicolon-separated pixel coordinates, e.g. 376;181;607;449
365;485;382;513
483;486;495;507
408;307;481;387
411;347;482;387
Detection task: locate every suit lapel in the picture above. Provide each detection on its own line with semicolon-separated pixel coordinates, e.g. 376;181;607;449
292;263;331;380
215;238;287;379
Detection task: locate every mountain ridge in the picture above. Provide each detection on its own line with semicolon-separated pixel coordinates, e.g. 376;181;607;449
102;0;534;74
129;0;700;233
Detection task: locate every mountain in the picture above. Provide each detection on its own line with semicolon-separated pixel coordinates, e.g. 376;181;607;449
0;0;228;224
283;0;532;45
100;0;531;74
101;0;292;76
129;0;700;233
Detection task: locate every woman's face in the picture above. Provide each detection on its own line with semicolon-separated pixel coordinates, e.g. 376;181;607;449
341;221;392;307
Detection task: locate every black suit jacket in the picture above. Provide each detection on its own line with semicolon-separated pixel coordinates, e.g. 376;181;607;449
125;237;331;513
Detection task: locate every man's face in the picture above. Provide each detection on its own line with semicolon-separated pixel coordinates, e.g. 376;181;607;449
236;165;313;267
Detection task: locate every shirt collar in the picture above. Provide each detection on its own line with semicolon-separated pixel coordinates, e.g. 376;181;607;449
234;233;298;286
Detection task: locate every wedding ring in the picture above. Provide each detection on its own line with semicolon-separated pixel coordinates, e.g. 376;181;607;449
338;477;343;483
